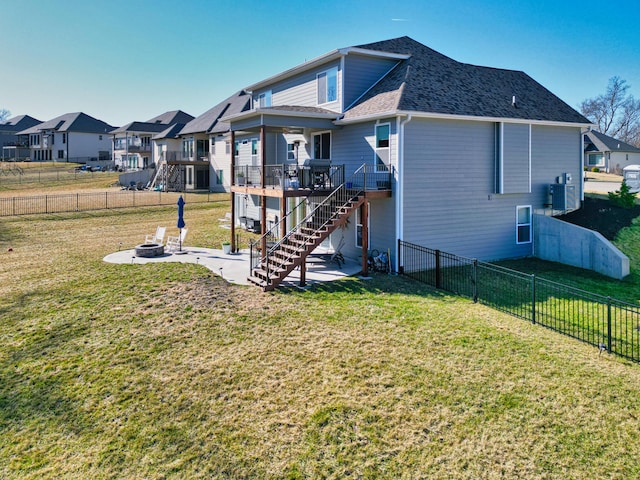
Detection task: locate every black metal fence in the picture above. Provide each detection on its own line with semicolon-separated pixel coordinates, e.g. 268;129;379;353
398;240;640;363
0;191;220;216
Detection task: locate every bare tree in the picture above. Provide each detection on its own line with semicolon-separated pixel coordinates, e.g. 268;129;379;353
580;76;640;147
0;108;10;122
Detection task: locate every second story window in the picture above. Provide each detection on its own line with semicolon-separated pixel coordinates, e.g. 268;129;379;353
375;123;390;172
257;90;272;108
317;67;337;105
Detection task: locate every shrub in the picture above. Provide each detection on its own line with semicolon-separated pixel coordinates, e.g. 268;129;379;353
591;167;600;173
608;180;637;208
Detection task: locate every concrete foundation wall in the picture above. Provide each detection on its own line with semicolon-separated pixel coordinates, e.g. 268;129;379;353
534;214;629;279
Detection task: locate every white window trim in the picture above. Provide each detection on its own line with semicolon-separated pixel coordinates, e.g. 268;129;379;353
516;205;532;244
374;122;391;173
316;67;338;106
587;153;605;167
256;90;272;108
312;131;331;160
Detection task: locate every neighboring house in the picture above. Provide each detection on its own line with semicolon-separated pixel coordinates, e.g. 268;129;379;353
217;36;591;290
111;110;194;171
18;112;115;163
0;115;42;160
150;92;251;192
583;130;640;174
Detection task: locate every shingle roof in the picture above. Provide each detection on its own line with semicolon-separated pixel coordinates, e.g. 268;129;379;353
584;130;640;153
180;91;250;135
145;110;194;125
153;123;188;140
110;121;175;135
342;37;590;124
18;112;115;134
0;115;42;132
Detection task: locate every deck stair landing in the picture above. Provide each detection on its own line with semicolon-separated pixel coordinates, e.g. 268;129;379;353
248;185;365;291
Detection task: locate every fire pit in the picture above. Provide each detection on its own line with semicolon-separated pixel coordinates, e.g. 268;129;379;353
134;243;164;257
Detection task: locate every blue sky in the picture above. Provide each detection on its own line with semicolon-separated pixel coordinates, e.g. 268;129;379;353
1;0;639;127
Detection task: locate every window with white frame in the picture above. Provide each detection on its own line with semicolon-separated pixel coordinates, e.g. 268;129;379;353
313;132;331;159
375;123;390;172
287;143;296;161
516;206;532;244
587;153;605;167
251;139;258;165
257;90;272;108
317;67;337;105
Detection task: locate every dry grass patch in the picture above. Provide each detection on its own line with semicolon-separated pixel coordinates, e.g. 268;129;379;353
2;205;640;478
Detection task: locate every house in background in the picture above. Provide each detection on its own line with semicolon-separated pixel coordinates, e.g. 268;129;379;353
0;115;42;161
111;110;194;171
18;112;115;164
150;92;250;192
583;130;640;174
218;36;592;290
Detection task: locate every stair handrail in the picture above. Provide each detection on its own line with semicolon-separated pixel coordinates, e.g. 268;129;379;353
249;164;346;269
250;163;370;281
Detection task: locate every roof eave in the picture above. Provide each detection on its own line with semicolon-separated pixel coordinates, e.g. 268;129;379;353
221;108;339;124
336;110;595;128
245;47;411;93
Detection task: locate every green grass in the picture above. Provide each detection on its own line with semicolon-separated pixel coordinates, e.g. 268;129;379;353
0;161;121;194
3;202;640;478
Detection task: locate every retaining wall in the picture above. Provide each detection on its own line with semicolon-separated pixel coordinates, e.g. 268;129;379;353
534;214;629;279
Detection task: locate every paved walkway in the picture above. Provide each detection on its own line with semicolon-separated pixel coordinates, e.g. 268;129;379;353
103;247;362;288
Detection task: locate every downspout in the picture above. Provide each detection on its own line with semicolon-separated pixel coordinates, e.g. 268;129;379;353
396;114;412;272
580;127;589;202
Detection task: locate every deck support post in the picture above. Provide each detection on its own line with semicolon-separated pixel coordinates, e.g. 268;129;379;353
361;201;369;275
230;130;236;252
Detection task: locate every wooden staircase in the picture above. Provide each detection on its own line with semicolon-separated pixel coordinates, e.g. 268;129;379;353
248;185;365;291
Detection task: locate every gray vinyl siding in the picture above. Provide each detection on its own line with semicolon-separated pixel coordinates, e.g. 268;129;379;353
530;125;582;201
402;118;531;260
343;54;399;109
402;118;583;261
332;119;397;176
500;123;530;194
268;60;341;111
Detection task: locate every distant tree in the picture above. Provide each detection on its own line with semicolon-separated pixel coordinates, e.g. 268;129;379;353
0;108;10;122
580;76;640;147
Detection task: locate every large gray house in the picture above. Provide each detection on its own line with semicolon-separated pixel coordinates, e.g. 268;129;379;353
219;36;592;289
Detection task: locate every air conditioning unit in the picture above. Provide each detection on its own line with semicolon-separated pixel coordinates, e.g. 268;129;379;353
549;183;577;210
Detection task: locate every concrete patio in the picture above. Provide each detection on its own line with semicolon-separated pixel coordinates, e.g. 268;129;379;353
103;247;362;288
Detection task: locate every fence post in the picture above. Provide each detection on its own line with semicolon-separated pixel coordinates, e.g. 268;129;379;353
46;195;49;214
397;239;404;274
105;191;108;209
435;249;441;289
531;274;536;324
472;259;478;303
76;193;79;212
607;297;612;354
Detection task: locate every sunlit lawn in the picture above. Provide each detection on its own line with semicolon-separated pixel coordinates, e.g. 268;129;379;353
2;199;640;478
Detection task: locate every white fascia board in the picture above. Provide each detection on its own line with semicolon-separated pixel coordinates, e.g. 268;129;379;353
336;109;594;128
340;47;411;61
246;47;411;93
246;50;344;92
221;108;339;124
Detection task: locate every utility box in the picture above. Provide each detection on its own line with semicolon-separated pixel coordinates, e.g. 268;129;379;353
549;183;577;210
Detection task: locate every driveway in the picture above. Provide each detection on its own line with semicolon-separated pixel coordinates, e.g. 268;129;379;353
583;181;621;194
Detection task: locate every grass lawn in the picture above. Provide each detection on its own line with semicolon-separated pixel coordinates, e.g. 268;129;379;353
2;202;640;478
0;162;121;196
